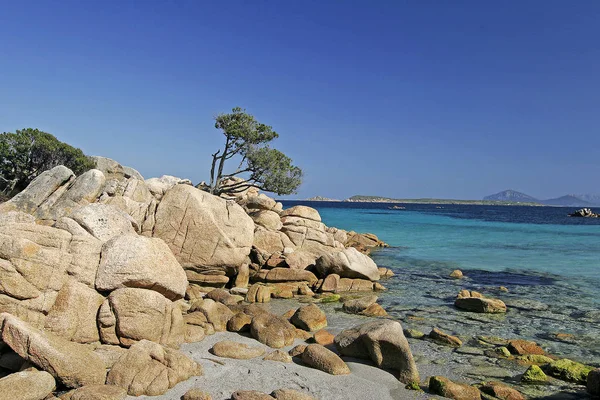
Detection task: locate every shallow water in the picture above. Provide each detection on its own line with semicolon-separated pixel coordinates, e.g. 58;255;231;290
282;201;600;365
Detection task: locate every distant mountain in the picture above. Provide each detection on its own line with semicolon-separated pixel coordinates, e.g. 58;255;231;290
542;195;593;207
483;190;539;203
572;194;600;205
484;190;600;207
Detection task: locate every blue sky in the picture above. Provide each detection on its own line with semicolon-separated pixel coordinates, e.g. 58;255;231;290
1;1;599;200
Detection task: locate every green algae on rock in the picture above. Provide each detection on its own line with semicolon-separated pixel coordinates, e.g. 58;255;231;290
521;365;548;383
546;359;594;384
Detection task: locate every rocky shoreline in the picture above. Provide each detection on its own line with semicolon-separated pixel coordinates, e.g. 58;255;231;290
0;157;597;400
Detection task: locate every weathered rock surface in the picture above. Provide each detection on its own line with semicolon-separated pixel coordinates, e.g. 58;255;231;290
0;369;56;400
250;210;283;231
0;165;75;215
211;340;265;359
315;248;380;281
0;313;106;388
98;288;184;347
61;384;128;400
429;376;481;400
250;312;296;348
95;234;187;300
106;339;202;396
145;175;192;200
334;320;419;383
301;344;350;375
70;203;137;242
193;298;234;332
280;206;321;221
253;268;318;285
290;304;327;332
44;278;104;343
153;184;254;270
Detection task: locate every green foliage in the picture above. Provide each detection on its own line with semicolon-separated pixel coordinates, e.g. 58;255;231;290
0;128;94;196
209;107;303;196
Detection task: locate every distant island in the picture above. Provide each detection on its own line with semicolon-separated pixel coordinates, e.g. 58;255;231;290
305;196;341;202
485;190;600;207
344;195;541;206
296;191;600;207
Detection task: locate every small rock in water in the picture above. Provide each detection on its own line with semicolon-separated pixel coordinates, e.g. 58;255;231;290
403;328;425;339
429;327;463;347
480;381;525;400
507;339;545;356
429;376;482;400
521;365;548;383
450;269;464;279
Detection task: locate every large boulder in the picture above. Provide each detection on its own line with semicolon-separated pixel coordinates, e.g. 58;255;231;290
0;165;75;215
334;320;419;384
106;339;202;396
61;384;128;400
253;268;318;286
95;234;187;300
211;340;265;359
250;312;296;348
153;184;254;270
301;344;350;375
70;203;137;241
0;313;106;388
315;248;380;281
44;278;104;343
250;210;283;231
280;206;321;221
145;175;193;200
0;223;73;327
0;369;56;400
290;304;327;332
192;298;234;332
98;288;184;347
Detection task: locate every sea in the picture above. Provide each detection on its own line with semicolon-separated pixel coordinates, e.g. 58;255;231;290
281;201;600;365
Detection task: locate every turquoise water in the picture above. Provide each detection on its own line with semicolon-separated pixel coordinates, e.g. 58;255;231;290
284;202;600;365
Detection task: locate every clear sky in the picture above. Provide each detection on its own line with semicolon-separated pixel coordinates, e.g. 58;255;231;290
1;1;599;200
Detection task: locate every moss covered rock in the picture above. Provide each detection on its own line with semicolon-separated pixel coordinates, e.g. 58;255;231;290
429;376;481;400
521;365;547;383
547;359;594;384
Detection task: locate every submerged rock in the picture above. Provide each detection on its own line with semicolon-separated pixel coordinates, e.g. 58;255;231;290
455;291;506;313
429;328;463;347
